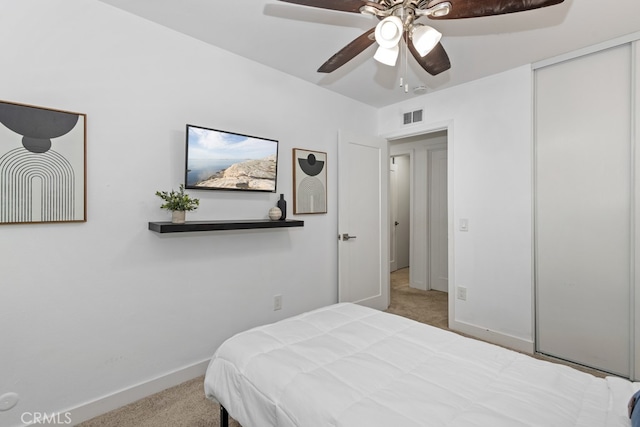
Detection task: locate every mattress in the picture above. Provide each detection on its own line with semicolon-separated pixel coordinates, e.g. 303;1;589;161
204;303;638;427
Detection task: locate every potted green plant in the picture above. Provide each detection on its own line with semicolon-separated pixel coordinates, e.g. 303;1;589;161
155;184;200;224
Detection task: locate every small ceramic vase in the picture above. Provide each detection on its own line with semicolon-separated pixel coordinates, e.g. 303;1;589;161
277;194;287;220
268;207;282;221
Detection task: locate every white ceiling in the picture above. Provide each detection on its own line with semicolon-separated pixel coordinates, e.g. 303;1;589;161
97;0;640;108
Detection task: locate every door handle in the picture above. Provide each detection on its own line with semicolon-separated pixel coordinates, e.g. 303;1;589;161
395;221;399;226
342;233;357;241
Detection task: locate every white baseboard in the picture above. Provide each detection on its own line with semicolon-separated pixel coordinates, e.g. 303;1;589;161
450;320;534;354
62;358;210;426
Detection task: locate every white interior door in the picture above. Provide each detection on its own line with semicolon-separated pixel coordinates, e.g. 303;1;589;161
535;44;631;376
338;129;389;310
390;159;398;272
428;148;448;292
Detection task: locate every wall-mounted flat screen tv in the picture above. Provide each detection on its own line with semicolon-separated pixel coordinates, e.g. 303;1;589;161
185;124;278;192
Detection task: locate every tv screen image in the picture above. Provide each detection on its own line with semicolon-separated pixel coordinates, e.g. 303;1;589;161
185;124;278;192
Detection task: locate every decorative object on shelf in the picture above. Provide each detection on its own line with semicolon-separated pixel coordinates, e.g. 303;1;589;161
172;211;186;224
277;194;287;220
293;148;327;214
155;184;200;224
0;100;87;225
268;207;282;221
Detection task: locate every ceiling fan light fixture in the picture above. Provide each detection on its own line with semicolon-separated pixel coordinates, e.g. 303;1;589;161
411;24;442;57
374;16;403;49
374;44;400;66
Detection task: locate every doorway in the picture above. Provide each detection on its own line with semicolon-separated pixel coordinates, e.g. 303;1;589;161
389;130;448;294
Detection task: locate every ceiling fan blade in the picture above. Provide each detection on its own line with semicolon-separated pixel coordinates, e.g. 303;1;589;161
408;41;451;76
428;0;564;19
318;28;376;73
278;0;378;13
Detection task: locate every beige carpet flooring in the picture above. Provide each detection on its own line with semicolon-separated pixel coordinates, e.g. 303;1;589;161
387;267;448;329
77;268;599;426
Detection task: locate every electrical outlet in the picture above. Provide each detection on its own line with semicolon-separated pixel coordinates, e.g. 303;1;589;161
456;286;467;301
273;295;283;311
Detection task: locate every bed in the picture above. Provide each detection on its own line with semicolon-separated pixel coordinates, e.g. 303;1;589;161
204;303;639;427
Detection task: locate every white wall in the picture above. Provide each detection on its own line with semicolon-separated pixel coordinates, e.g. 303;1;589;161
0;1;376;426
379;66;534;351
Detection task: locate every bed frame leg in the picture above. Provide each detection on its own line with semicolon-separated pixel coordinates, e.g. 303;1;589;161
220;405;229;427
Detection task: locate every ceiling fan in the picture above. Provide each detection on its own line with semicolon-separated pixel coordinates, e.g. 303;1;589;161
278;0;565;76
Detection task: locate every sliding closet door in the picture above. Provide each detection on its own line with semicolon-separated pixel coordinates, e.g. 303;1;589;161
535;44;631;376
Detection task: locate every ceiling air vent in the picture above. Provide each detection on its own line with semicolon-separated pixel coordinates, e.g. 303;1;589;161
403;109;423;125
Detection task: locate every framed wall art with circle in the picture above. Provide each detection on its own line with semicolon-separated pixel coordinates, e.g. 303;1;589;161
292;148;327;214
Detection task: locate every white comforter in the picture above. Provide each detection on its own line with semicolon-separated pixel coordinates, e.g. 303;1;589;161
204;303;638;427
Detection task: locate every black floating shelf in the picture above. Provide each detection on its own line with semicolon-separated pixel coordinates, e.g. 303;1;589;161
148;219;304;233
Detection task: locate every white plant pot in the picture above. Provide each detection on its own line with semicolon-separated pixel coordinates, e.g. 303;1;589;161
172;210;186;224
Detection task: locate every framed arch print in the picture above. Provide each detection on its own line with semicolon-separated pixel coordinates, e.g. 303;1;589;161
0;100;87;224
292;148;327;214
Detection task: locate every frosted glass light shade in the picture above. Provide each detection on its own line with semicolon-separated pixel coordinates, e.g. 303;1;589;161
374;44;400;66
375;16;403;49
411;25;442;57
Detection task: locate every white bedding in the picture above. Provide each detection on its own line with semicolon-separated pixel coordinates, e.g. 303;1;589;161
204;303;639;427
